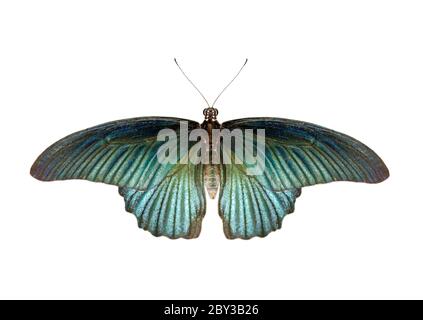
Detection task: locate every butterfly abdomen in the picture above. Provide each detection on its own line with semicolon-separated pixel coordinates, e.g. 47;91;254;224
204;164;219;199
201;117;221;199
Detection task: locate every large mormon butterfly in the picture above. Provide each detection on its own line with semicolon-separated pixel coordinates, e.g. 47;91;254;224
31;60;389;239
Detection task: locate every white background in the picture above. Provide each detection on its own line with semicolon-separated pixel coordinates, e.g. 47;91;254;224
0;1;422;300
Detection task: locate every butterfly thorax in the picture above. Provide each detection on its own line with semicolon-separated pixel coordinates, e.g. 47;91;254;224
201;107;220;199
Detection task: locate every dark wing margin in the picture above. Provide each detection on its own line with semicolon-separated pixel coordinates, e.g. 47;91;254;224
31;117;207;239
218;117;389;239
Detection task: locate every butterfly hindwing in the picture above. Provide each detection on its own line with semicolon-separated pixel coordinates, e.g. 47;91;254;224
219;159;301;239
119;162;205;239
31;117;207;238
218;117;389;239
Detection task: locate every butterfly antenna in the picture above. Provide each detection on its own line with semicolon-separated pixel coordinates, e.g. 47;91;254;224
174;58;210;108
211;58;248;108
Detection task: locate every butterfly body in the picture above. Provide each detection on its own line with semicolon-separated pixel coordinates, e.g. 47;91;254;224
201;108;221;199
204;164;220;199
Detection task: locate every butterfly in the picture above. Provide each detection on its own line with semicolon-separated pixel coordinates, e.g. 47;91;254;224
31;59;389;239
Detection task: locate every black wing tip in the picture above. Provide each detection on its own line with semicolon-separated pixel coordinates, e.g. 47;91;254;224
375;166;390;183
370;159;390;184
30;159;60;182
381;164;390;181
30;157;52;182
30;161;43;181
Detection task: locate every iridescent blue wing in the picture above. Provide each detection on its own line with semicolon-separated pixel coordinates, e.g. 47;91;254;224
219;117;389;239
31;117;206;239
218;157;302;239
118;157;206;239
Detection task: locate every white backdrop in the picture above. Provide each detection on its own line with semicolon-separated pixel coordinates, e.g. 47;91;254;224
0;1;422;299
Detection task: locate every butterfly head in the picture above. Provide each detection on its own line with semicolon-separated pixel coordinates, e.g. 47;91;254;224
174;58;248;124
203;107;219;121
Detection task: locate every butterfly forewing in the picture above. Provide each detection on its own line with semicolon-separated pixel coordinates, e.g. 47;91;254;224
31;117;207;239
